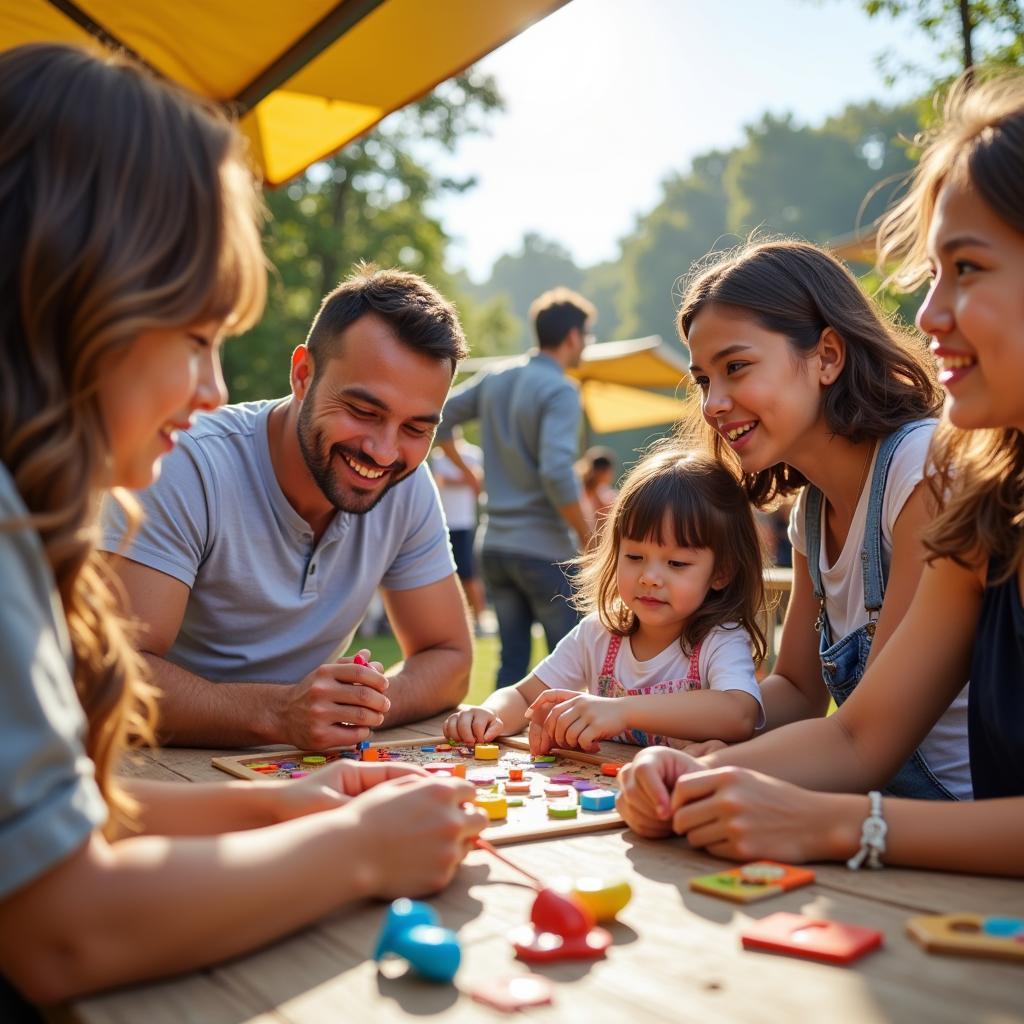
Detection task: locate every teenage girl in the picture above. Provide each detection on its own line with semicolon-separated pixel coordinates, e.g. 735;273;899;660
445;448;767;753
0;43;484;1010
616;70;1024;875
677;237;972;800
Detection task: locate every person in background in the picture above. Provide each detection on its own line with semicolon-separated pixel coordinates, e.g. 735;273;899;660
431;429;489;632
577;445;619;529
438;287;596;687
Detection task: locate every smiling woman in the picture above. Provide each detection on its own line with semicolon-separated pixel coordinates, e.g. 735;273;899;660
675;238;971;802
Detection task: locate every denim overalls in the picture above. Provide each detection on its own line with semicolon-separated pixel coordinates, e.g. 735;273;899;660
805;422;957;800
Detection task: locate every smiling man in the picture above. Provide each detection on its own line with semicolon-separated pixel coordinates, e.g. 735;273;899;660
100;265;471;748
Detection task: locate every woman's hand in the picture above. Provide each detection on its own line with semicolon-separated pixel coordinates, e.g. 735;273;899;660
345;775;488;899
615;746;703;838
272;760;429;822
667;766;846;863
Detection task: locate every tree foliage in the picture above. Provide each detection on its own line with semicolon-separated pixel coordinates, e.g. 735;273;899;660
224;71;503;402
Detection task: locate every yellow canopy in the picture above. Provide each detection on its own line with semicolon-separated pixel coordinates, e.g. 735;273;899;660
4;0;568;185
460;336;691;433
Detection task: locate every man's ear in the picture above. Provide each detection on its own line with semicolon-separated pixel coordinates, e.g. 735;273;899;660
817;327;846;386
291;345;315;400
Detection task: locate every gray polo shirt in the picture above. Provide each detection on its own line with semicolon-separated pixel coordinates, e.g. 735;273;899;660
0;463;106;899
99;400;455;684
437;353;582;562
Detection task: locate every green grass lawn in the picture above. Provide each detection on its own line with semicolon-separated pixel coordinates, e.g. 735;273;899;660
351;631;547;705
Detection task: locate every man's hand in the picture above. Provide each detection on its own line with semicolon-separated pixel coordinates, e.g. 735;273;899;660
528;692;626;753
277;650;390;749
615;746;702;839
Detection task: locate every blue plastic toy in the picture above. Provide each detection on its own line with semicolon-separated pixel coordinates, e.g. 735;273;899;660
374;898;461;982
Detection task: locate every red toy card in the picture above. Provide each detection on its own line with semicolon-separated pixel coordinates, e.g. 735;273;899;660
740;912;883;965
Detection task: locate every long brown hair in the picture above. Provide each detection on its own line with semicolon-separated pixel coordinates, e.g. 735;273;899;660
572;445;768;664
878;72;1024;581
676;239;942;507
0;44;266;829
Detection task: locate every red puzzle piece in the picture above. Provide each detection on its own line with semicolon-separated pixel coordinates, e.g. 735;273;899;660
740;912;883;965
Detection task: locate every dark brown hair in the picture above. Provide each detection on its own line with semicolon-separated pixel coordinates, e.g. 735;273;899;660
0;43;266;829
306;262;467;374
676;239;942;506
878;71;1024;580
529;286;596;350
572;445;768;664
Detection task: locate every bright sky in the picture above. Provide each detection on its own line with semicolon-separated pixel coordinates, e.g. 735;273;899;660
430;0;938;282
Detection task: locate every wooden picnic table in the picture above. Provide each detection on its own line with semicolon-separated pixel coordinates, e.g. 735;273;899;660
70;712;1023;1024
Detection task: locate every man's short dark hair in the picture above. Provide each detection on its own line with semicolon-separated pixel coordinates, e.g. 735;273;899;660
306;263;468;373
529;287;596;350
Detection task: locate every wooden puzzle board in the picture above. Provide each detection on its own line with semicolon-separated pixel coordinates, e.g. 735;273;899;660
212;735;633;844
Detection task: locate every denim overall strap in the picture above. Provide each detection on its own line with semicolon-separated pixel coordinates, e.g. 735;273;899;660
804;420;933;633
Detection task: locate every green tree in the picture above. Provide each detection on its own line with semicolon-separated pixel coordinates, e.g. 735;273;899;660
224;71;502;402
849;1;1023;80
616;151;730;345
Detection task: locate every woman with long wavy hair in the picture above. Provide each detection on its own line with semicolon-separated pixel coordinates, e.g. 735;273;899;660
616;70;1024;876
0;43;483;1013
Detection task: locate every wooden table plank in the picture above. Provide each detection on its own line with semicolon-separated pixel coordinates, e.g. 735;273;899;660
72;723;1024;1024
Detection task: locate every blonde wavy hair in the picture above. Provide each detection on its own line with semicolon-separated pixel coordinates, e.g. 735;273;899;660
0;44;267;831
878;71;1024;581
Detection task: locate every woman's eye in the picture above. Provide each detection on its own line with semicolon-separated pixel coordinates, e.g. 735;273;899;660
954;259;980;276
725;361;747;375
690;375;709;391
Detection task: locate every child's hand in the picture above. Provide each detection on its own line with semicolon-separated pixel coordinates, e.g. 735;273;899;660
273;761;429;821
530;692;626;753
444;706;504;745
524;689;579;754
615;746;702;838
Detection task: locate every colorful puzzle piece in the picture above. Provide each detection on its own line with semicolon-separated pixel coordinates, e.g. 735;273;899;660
906;913;1024;963
689;861;816;903
740;912;883;965
211;735;630;845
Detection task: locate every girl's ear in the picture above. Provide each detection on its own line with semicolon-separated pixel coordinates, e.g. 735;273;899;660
710;566;733;592
817;327;846;386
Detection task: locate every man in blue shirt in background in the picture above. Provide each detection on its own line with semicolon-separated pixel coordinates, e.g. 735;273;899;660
438;288;595;687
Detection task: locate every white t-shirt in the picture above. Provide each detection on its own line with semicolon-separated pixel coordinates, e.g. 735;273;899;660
533;612;765;746
788;421;972;800
431;445;482;531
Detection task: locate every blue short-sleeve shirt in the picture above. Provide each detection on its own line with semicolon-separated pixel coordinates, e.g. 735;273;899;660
100;400;456;684
0;463;106;900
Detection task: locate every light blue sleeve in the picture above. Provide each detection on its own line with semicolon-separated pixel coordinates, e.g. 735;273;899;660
436;371;485;441
380;465;457;591
536;379;583;508
98;438;211;588
0;514;107;899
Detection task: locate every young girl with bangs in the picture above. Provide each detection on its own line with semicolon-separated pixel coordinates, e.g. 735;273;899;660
616;70;1024;875
678;237;972;801
444;448;768;754
0;43;483;1013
